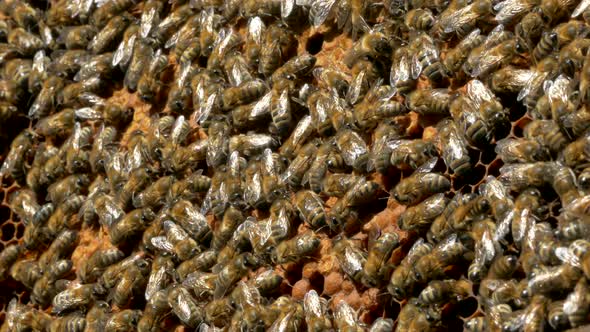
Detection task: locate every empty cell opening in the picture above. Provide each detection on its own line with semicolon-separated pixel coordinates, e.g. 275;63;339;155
306;33;324;55
457;297;479;318
1;223;14;241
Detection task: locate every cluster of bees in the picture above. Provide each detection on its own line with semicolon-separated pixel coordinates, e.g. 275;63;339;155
1;0;590;330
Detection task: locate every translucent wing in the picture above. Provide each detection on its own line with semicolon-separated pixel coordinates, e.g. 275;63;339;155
572;0;590;17
247;17;265;46
309;0;338;27
341;246;365;277
150;236;175;253
494;0;536;24
245;171;262;206
145;266;168;301
346;70;366;104
112;34;136;67
281;0;295;18
303;289;323;318
250;91;272;118
440;3;481;34
335;301;358;326
140;6;158;39
466;79;495;109
175;287;198;324
545;74;572;106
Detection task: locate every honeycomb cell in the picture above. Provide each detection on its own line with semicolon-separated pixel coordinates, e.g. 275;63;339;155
306;33;324;55
1;222;14;242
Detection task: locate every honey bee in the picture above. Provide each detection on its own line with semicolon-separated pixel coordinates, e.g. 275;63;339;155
215;252;259;299
109;208;156;246
166;284;203;327
259;22;296;77
154;4;195;44
84;301;111;332
413;233;468;283
112;23;139;69
343;31;392;68
293;190;326;229
132;175;174;209
334;301;365;332
104;309;142;332
112;259;151;307
361;232;399;287
229;133;278;157
46;194;85;236
404;8;435;31
271;53;316;83
524;119;569;156
204;297;234;327
389;139;438;171
52;283;103;314
100;252;146;289
151;220;199;260
463;24;513;75
177;250;218;280
335;129;369;172
406;89;452;116
27;75;65;119
88;0;134;27
8;27;44;56
0;244;22;281
8;188;39;225
123;39;152;91
281;140;319;188
32;259;73;306
436;0;491;39
170;199;212;244
487;254;519;280
57;25;96;50
46;174;89;205
552;164;581;206
495;137;550;164
77;248;125;283
499;162;557;192
446;194;490;231
75;52;118;81
279;115;314;158
399;193;449;232
92;194;125;229
207;28;242;74
1;130;35;184
392;161;450;205
137;49;168;103
222;79;267;111
250;270;283;297
272;232;321;264
88;125;118;173
418;278;472;305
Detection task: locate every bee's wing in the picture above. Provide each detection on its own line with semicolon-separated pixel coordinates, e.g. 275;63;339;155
440;4;478;34
303;289;323;318
140;6;159;39
494;0;536;24
545;74;572;106
244;171;262;206
145;266;167;301
113;34;136;67
247;16;265;46
250;91;272;118
572;0;590;17
466;79;495;109
282;0;295;18
309;0;338;27
334;301;359;326
150;235;175;254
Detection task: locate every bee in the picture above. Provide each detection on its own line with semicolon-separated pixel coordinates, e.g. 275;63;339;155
343;31;392;68
32;259;73;306
487;254;519;279
74;52;118;81
8;188;39;225
28;76;65;119
353;88;406;130
243;16;265;69
435;119;472;176
137;49;168;103
222;79;267;111
548;300;570;330
52;283;103;314
49;314;87;332
399;193;449;232
446;194;491;232
168;285;204;328
8;27;44;56
153;4;194;44
389;139;438;171
272;232;321;265
361;232;399;287
104;309;142;332
46;174;89;205
524;119;569;156
0;244;22;281
392;162;450;206
335;129;369;172
215;253;259;299
473;38;520;78
279;115;313;158
100;252;146;289
552;165;581;206
563;278;590;327
183;271;217;301
321;173;358;198
294;190;326;229
124;39;153;91
170;199;212;244
132;175;174;209
436;0;491;39
0;130;35;183
85;301;111;332
90;0;135;28
413;234;468;283
499;162;558;193
205;298;234;328
207;28;242;73
528;262;582;296
406;89;452;116
250;270;283;297
229;133;278;158
10;258;42;289
495;137;550;164
139;0;164;39
271;53;316;83
38;229;79;272
259;23;296;77
77;248;125;283
404;8;435;30
112;259;151;307
151;220;200;260
418;278;472;305
46;194;85;236
334;301;365;332
59;25;97;50
88;125;117;173
177;250;218;280
390;47;418;96
109;208;156;246
410;32;447;82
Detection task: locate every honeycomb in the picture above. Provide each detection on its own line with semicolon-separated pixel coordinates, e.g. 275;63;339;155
0;0;590;331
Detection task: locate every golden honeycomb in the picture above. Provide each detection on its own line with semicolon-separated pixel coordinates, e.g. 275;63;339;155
0;0;590;331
